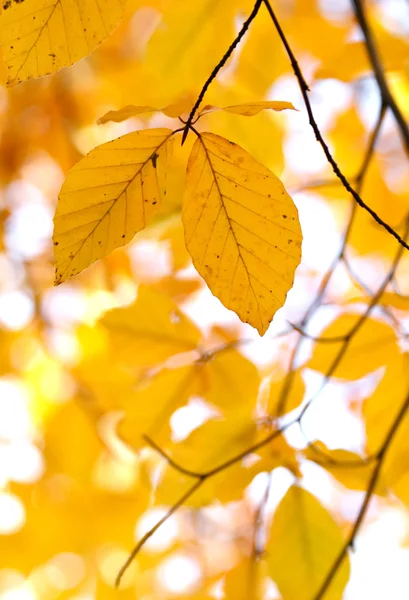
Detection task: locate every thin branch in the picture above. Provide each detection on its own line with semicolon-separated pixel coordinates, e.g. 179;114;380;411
275;103;386;416
289;323;350;344
181;0;262;143
252;472;272;556
351;0;409;158
342;252;402;331
262;0;409;251
143;435;204;479
118;423;291;584
291;177;352;195
297;215;409;424
115;478;204;587
312;387;409;600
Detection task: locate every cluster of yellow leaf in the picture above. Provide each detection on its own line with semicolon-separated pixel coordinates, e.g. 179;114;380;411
3;1;409;599
53;101;302;335
72;282;357;598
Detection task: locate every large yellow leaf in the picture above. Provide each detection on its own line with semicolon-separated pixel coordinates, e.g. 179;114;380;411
182;133;302;335
0;0;127;86
308;314;399;380
53;128;174;284
268;485;350;600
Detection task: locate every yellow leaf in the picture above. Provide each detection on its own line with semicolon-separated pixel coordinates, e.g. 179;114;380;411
308;315;399;380
303;442;381;493
117;348;258;452
364;355;409;490
152;416;264;506
97;99;193;124
348;291;409;311
97;105;158;124
53;128;174;284
0;327;17;376
203;83;287;172
268;485;350;600
224;558;266;600
203;347;260;414
199;100;296;117
182;133;302;335
118;365;196;450
100;286;202;367
161;98;194;118
0;0;127;86
316;37;409;82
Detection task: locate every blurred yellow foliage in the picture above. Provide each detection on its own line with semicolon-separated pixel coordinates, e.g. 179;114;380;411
0;0;409;599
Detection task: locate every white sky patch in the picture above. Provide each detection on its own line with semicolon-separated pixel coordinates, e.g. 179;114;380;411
0;291;34;331
158;554;202;595
0;493;25;535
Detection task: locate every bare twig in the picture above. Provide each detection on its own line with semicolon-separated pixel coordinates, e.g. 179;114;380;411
275;102;386;416
115;478;204;587
313;387;409;600
351;0;409;158
181;0;262;143
262;0;409;251
117;422;291;584
297;215;409;424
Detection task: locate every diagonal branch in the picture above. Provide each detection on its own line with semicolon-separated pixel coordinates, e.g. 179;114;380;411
261;0;409;252
275;102;386;417
181;0;262;143
296;215;409;424
312;386;409;600
117;423;291;585
115;478;204;587
351;0;409;158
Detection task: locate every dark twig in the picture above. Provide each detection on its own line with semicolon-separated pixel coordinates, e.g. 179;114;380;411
115;478;204;587
351;0;409;158
275;103;386;417
313;387;409;600
181;0;262;143
117;423;291;584
262;0;409;251
143;435;204;478
297;215;409;424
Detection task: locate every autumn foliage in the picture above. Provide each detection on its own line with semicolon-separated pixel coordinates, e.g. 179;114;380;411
1;0;409;599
